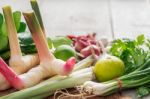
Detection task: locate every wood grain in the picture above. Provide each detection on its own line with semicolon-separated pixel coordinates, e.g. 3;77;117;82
110;0;150;39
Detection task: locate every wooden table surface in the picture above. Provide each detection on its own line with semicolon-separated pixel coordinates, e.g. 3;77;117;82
0;0;150;99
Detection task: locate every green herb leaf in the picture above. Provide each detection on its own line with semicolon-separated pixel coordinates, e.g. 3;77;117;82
137;86;150;98
1;22;7;36
0;13;3;28
109;35;147;74
18;33;52;50
18;33;33;45
136;34;145;45
0;35;8;53
47;37;52;49
20;44;37;54
146;39;150;50
13;11;21;31
17;22;26;33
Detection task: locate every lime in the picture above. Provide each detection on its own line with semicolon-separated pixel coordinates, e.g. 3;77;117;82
94;55;125;82
54;45;76;61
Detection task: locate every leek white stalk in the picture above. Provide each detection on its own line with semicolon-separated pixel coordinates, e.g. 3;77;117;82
1;67;93;99
0;6;39;90
0;11;76;90
82;66;150;96
83;81;116;95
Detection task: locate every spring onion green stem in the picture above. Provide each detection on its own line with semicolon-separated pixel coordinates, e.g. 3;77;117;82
30;0;45;35
1;67;93;99
83;66;150;96
1;56;94;98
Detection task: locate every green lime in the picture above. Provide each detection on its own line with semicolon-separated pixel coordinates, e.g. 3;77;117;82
94;55;125;82
54;45;76;61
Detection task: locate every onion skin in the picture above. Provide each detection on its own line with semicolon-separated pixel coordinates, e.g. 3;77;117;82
80;45;101;58
67;33;106;58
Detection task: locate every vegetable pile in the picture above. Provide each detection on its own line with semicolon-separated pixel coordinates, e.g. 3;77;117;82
82;35;150;98
68;33;106;58
0;0;150;99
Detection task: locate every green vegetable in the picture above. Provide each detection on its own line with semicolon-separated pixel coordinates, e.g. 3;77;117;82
137;86;150;98
52;36;73;48
0;11;27;53
0;50;10;60
13;11;21;31
1;56;94;99
0;35;8;53
109;35;148;74
54;45;76;61
17;22;26;33
18;33;71;49
18;33;52;54
47;37;52;49
1;68;92;99
30;0;45;34
20;44;37;54
0;13;3;28
18;33;33;45
1;22;7;36
83;59;150;96
80;35;150;97
13;11;27;33
0;13;8;53
94;55;125;82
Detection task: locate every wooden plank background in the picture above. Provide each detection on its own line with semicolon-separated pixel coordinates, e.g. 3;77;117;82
0;0;150;98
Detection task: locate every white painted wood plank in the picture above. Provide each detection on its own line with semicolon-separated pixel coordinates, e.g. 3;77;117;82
39;0;112;39
0;0;112;39
110;0;150;39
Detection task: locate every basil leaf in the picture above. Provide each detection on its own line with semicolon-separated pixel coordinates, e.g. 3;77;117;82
18;22;26;33
13;11;21;31
0;35;8;52
0;13;3;28
1;22;7;36
137;86;150;98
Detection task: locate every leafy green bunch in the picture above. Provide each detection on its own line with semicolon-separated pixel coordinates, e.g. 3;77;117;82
110;35;149;74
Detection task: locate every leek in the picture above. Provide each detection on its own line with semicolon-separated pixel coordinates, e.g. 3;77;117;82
1;56;95;99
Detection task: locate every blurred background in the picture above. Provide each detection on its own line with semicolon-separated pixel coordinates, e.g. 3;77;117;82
0;0;150;39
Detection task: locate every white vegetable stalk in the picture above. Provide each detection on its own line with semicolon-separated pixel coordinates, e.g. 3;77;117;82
0;6;39;90
1;67;94;99
0;11;76;90
83;81;116;96
40;55;94;84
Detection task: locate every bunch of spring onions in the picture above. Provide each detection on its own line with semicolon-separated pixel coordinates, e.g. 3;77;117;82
0;56;95;99
82;58;150;96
